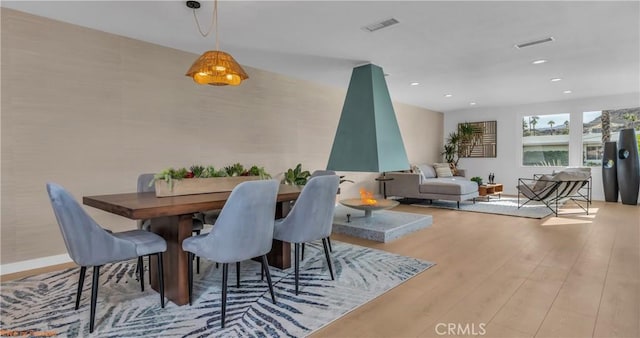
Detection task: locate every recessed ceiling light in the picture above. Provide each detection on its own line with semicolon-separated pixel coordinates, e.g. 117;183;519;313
551;78;562;82
410;82;420;86
470;102;477;106
444;94;453;98
563;90;572;94
532;59;547;65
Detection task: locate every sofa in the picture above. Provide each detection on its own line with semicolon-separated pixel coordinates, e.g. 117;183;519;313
385;163;479;207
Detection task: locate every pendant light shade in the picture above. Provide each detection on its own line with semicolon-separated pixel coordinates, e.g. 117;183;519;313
185;0;248;86
185;51;248;86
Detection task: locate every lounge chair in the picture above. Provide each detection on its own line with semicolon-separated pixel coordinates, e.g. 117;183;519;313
517;168;591;216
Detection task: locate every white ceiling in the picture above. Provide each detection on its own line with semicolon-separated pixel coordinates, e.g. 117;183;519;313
3;1;639;112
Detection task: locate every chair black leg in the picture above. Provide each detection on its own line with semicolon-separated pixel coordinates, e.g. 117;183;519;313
294;243;300;295
301;243;305;261
327;237;333;252
261;255;276;304
147;255;152;287
194;230;201;274
322;238;335;280
457;201;460;209
75;266;87;310
89;265;101;333
138;256;144;292
187;252;193;306
221;263;229;328
236;262;241;288
260;262;264;281
157;253;165;308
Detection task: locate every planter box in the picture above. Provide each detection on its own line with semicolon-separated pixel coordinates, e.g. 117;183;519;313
154;176;260;197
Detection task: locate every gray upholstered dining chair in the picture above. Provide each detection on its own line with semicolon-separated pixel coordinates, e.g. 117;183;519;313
46;183;167;333
310;169;336;177
300;170;338;259
182;179;279;328
137;173;205;274
273;175;339;295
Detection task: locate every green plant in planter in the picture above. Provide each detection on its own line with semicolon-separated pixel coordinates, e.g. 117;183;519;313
249;165;272;179
153;167;189;189
190;165;205;178
470;176;483;186
152;163;272;189
283;163;311;186
224;163;245;177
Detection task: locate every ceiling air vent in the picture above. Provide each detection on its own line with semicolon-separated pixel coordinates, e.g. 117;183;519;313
362;18;399;32
515;37;555;49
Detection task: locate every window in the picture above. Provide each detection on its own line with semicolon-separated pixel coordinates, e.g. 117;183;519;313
522;114;570;166
583;111;603;166
582;108;640;166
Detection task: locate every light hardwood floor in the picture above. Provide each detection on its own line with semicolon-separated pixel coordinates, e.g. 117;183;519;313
3;200;638;337
312;201;639;338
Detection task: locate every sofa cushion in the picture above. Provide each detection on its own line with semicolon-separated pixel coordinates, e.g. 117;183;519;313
419;178;478;195
415;164;437;179
433;163;453;178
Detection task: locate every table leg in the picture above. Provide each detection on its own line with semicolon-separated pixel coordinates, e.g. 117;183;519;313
266;239;291;269
264;201;292;270
149;214;192;306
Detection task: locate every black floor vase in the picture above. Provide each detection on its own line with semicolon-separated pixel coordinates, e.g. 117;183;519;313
602;141;618;202
617;129;640;205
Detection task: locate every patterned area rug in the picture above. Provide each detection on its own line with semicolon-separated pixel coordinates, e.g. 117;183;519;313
408;196;558;219
1;241;434;337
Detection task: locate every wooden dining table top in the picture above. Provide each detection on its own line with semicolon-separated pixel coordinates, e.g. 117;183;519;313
83;183;302;220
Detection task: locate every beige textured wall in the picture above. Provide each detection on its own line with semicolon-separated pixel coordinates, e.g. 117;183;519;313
0;9;443;264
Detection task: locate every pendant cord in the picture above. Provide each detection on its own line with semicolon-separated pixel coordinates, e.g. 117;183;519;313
214;0;219;50
192;0;219;51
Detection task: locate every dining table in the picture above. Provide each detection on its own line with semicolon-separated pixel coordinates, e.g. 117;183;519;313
83;183;302;306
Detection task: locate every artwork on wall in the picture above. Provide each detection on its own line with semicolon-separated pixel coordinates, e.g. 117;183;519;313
458;120;497;158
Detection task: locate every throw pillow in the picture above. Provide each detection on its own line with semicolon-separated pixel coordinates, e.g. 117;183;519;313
552;170;591;182
533;174;554;191
433;163;453;178
417;164;437;179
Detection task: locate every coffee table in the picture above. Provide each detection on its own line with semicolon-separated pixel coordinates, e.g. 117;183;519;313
477;183;503;201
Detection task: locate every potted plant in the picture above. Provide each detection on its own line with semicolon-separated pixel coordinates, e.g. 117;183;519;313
442;122;482;169
470;176;483;186
282;163;311;186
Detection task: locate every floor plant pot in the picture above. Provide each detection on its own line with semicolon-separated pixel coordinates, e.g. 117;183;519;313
617;128;640;205
602;141;619;202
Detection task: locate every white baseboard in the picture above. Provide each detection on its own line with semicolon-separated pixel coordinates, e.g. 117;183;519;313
1;254;72;276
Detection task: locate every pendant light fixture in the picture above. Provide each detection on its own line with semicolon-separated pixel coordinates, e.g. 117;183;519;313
185;0;248;86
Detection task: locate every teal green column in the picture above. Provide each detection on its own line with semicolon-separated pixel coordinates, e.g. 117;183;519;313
327;64;410;172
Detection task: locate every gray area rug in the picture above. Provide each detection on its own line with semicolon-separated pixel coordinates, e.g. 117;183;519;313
0;241;434;337
409;196;557;219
